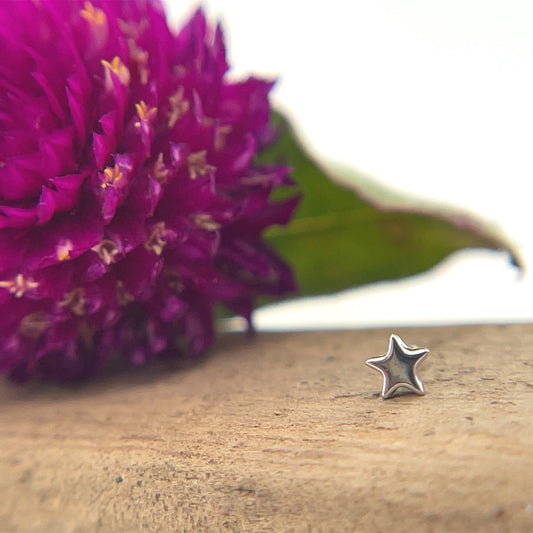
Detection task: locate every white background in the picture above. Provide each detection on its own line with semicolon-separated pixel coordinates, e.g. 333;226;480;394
164;0;533;329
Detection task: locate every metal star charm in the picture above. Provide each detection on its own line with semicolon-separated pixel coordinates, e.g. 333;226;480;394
365;334;430;399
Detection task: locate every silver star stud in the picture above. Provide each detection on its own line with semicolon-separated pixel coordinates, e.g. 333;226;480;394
365;334;430;399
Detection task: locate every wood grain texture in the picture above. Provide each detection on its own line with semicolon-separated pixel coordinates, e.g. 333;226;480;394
1;324;532;532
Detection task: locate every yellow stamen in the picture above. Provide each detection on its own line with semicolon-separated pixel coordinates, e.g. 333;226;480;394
214;124;232;151
168;87;190;127
101;164;123;189
57;240;73;262
0;274;39;298
20;312;49;338
80;1;106;26
101;57;131;88
190;213;221;231
60;288;87;316
135;101;157;123
92;240;119;265
187;150;215;180
151;153;169;184
144;222;167;256
118;18;148;39
128;39;149;85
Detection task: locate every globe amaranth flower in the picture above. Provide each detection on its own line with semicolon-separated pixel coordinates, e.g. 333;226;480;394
0;0;298;381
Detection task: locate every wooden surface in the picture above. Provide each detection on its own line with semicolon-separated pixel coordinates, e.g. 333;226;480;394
1;324;532;532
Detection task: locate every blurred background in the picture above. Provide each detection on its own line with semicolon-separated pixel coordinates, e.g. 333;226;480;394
165;0;533;330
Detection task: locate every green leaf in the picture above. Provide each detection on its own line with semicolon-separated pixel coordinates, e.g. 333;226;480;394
263;111;521;295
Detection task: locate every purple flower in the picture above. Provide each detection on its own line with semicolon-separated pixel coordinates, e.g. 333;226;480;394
0;1;298;381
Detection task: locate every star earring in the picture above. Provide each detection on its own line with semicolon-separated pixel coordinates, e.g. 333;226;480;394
365;334;430;399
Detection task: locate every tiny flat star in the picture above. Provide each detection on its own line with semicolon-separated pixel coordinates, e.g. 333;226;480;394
365;334;430;399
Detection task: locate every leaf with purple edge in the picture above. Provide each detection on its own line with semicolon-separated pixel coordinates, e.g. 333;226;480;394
263;111;521;295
